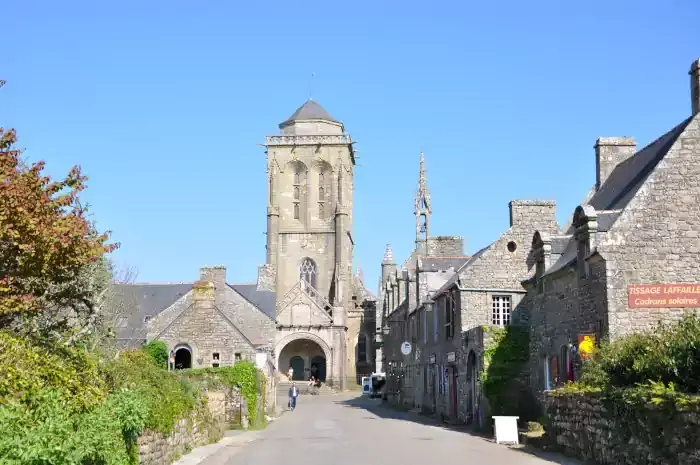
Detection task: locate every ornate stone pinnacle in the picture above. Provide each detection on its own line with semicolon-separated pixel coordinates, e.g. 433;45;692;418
383;244;394;263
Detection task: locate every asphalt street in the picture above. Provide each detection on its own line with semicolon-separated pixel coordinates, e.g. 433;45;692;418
196;393;579;465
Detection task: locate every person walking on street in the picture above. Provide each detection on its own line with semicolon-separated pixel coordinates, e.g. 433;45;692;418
288;382;299;411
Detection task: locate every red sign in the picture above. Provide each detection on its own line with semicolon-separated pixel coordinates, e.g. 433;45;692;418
628;284;700;309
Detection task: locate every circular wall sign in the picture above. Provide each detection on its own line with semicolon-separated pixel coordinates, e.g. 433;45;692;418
401;341;412;355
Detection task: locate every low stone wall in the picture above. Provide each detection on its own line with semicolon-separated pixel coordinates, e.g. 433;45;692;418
137;390;241;465
545;393;700;465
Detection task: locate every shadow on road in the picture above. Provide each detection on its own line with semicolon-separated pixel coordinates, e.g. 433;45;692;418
336;396;582;465
336;395;480;434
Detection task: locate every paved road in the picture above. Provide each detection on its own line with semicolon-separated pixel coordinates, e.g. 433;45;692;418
199;393;578;465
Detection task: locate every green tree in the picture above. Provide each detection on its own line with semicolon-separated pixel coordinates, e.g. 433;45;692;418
0;128;118;336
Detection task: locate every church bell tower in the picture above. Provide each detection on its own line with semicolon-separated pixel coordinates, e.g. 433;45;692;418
263;99;356;388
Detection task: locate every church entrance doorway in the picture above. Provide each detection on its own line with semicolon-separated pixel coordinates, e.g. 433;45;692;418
289;356;305;380
279;338;327;382
174;345;192;370
310;355;326;382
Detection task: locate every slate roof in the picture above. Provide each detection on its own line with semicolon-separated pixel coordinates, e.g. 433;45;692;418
419;256;470;272
281;99;339;125
434;244;492;294
113;283;193;343
538;116;693;278
228;283;276;319
112;281;276;346
589;117;691;213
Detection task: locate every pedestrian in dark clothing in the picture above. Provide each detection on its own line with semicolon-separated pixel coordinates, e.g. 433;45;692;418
288;382;299;410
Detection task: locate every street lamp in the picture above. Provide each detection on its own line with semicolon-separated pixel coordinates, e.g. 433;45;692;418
424;295;435;312
382;324;391;335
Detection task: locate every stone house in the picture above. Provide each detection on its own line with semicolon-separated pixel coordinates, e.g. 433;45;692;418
113;265;277;369
522;59;700;401
399;200;558;426
380;248;468;409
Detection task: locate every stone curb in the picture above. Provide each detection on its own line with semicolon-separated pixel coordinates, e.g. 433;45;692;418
171;429;262;465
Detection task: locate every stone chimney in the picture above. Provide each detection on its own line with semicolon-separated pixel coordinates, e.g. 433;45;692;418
199;265;226;290
192;280;216;309
595;137;636;190
691;59;700;117
509;200;557;229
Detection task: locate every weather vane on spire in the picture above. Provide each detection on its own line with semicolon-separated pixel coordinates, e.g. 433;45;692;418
0;80;6;89
309;72;315;101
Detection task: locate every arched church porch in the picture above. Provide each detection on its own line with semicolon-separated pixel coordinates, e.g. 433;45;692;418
276;331;338;386
278;339;327;382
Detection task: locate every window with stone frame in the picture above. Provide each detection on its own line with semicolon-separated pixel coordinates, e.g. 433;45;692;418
234;352;242;362
299;257;318;288
491;295;512;327
212;352;220;368
445;290;456;339
116;316;128;328
318;171;326;219
292;163;306;220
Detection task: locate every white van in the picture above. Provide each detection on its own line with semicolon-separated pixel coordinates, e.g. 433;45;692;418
361;372;386;398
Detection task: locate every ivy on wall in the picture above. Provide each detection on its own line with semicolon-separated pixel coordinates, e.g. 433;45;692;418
184;362;267;427
480;325;531;417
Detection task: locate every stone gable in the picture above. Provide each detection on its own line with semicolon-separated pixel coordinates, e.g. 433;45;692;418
156;300;256;367
598;114;700;337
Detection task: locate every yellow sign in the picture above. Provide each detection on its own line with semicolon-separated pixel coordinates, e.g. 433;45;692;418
578;334;596;359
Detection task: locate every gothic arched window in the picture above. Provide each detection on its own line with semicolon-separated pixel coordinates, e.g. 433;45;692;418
299;258;317;288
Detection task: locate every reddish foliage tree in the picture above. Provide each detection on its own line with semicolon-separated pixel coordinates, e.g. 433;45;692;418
0;128;118;328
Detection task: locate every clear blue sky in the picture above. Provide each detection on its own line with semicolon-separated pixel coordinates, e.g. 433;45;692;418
3;1;699;292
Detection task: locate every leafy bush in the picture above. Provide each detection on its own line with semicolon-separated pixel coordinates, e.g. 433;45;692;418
143;340;168;368
0;387;147;465
0;330;107;412
102;350;201;433
579;314;700;394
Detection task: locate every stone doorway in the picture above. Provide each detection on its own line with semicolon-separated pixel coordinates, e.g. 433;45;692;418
310;355;326;382
289;356;305;380
279;338;327;382
174;345;192;369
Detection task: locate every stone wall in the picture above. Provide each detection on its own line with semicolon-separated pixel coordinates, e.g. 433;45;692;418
544;393;700;465
137;390;240;465
427;236;464;257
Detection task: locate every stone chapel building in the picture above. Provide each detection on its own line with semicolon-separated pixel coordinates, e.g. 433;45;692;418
111;100;376;389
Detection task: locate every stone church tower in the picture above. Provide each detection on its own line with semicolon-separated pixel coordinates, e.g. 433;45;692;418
263;99;361;389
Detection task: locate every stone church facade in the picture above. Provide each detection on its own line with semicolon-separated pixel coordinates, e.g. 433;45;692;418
112;100;376;389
